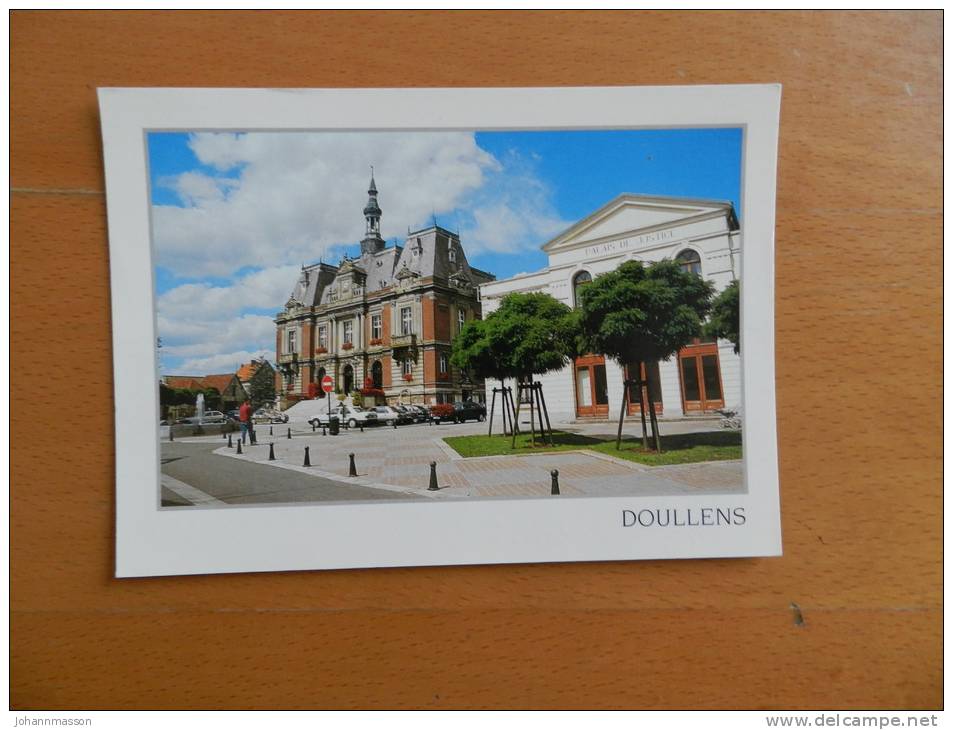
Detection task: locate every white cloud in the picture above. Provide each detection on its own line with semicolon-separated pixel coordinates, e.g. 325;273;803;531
174;349;276;376
152;131;569;373
157;264;300;322
159;310;277;375
152;131;499;278
459;149;570;255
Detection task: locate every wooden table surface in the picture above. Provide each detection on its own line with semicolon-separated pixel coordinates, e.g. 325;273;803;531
10;11;942;710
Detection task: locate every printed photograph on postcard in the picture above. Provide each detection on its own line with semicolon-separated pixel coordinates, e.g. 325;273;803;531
99;86;781;576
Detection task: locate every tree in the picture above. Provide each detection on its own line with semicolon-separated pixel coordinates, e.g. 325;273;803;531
578;259;714;450
452;292;578;445
248;362;276;409
705;279;740;354
201;387;222;411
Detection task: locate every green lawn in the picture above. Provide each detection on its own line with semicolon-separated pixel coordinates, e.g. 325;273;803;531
443;429;742;467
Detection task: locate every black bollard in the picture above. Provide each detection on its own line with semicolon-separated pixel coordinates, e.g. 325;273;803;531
393;419;398;430
236;439;243;455
269;425;273;436
287;427;292;439
303;446;311;467
227;433;232;448
322;425;327;436
268;443;276;461
550;469;560;495
250;430;257;445
222;431;226;440
360;422;364;433
312;421;316;432
169;426;174;442
428;461;439;491
348;453;357;477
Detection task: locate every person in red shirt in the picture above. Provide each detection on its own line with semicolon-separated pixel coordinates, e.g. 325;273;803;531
238;399;253;445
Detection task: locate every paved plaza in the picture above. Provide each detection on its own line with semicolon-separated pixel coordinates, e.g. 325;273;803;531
160;417;744;507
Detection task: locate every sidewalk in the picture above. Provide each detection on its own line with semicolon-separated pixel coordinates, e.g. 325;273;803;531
197;420;744;500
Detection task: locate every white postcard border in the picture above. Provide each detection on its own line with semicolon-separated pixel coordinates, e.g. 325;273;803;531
98;85;782;577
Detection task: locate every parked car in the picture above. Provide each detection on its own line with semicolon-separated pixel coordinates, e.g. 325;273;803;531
175;410;226;425
429;403;456;424
253;408;289;424
429;401;486;424
453;401;486;423
225;409;241;422
409;404;432;423
372;405;413;426
308;404;378;429
395;404;427;423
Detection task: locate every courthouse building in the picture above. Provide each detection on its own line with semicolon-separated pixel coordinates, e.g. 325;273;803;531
480;193;742;423
275;173;494;406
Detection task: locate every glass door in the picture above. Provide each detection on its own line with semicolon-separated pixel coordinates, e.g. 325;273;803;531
625;361;663;416
678;343;724;412
575;355;609;418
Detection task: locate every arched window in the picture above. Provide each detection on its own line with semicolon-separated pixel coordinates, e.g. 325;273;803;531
676;249;702;277
316;367;326;398
371;360;383;389
342;364;354;394
572;270;592;307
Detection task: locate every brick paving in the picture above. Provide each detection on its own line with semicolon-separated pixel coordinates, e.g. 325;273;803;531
187;418;744;501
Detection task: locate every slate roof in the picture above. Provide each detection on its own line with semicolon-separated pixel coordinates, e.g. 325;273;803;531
282;179;495;311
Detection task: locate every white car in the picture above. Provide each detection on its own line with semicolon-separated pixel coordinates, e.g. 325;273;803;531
176;410;226;425
308;404;379;429
252;408;289;424
370;406;403;426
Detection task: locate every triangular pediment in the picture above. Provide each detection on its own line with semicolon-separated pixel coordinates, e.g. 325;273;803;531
541;194;734;253
396;264;418;280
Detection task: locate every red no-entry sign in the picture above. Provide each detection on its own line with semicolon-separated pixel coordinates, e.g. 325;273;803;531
321;375;334;394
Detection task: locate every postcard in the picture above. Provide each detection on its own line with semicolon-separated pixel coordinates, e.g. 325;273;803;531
99;85;781;577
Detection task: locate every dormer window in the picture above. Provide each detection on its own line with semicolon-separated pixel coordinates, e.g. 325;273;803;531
448;243;457;264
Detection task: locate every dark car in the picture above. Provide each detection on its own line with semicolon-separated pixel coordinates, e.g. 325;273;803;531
429;403;455;424
453;401;486;423
430;401;486;424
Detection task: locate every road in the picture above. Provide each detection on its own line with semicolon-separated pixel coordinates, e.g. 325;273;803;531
160;441;424;507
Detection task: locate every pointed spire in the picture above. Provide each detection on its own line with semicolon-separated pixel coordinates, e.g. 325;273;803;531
361;166;385;254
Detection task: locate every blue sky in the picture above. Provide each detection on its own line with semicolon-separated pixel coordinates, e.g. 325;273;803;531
150;128;741;374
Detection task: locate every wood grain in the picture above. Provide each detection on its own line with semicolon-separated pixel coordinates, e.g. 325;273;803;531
10;10;942;709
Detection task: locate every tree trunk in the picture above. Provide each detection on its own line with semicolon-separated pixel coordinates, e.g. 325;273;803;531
510;380;523;449
504;385;517;437
646;380;662;453
636;362;649;450
488;386;498;437
537;383;554;445
616;378;629;450
529;382;537;448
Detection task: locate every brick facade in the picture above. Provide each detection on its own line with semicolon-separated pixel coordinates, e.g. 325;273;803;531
274;175;494;407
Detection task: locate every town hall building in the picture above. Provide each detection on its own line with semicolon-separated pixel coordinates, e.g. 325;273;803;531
480;193;742;423
275;173;494;407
